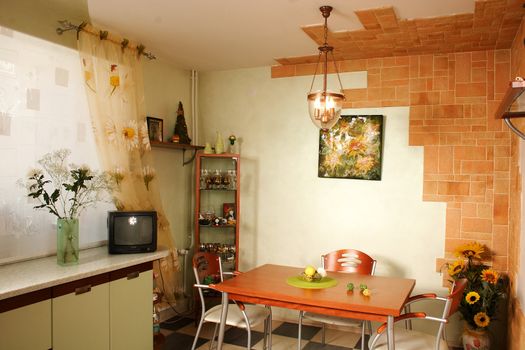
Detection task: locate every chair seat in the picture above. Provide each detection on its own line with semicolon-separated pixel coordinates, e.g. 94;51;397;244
369;328;448;350
303;312;363;326
204;304;270;328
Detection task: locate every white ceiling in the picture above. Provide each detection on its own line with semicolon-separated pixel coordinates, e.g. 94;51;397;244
87;0;475;71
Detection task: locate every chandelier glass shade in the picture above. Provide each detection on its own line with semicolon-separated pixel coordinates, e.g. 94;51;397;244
307;6;345;130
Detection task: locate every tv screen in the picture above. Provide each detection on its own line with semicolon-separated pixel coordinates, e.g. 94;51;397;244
113;215;153;245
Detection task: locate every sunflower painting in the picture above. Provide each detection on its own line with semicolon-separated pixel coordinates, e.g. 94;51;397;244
318;115;383;180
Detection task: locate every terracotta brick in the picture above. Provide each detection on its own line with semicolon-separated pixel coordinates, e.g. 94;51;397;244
381;66;410;81
495;62;511;94
495;50;510;63
438;181;470;195
433;76;448;91
410;78;427;92
455;83;487;97
462;203;478;217
495;157;510;171
494;179;510;194
339;59;367;72
456;53;472;83
494;145;511;157
346;89;368;101
491;256;508;271
472;67;486;83
470;181;486;196
446;208;461;238
410;91;440;105
424;146;439;173
461;217;492;233
492;225;509;256
477;203;493;218
409;133;440;146
439;146;454;174
424;181;438;195
461;161;494;174
454;146;486;160
432;105;464;118
493;194;509;224
419;55;433;77
368;73;381;88
434;56;448;70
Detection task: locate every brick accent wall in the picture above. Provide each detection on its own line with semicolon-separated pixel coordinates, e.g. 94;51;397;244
272;48;512;272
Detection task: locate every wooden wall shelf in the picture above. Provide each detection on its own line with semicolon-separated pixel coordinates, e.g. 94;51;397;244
150;141;204;165
496;77;525;140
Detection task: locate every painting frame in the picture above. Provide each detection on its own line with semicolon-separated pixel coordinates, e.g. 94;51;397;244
146;116;163;142
318;115;384;180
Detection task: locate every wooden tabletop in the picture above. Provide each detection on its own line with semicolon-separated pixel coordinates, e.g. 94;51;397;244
214;264;415;322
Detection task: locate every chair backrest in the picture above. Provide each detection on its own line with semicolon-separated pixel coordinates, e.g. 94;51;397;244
192;252;223;284
322;249;376;275
444;278;468;318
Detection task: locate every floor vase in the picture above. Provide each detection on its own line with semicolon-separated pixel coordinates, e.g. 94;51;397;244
57;218;79;266
462;327;490;350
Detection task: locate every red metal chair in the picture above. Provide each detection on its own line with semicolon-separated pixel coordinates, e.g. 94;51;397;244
368;278;468;350
298;249;377;350
191;252;272;350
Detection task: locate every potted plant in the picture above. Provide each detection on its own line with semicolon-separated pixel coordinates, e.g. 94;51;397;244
22;149;113;265
447;242;506;350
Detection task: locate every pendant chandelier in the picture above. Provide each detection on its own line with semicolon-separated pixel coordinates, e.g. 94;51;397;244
307;6;345;130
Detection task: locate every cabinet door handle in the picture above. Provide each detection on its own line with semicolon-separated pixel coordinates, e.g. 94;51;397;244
75;285;92;295
127;271;140;280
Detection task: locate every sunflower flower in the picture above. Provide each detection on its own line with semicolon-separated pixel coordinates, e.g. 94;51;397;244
454;242;484;259
448;260;465;276
474;312;490;328
481;269;499;284
465;291;480;305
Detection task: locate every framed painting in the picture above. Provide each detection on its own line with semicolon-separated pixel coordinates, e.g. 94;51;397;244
146;116;163;142
318;115;384;180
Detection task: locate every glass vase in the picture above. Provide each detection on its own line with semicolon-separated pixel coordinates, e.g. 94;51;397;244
57;218;79;266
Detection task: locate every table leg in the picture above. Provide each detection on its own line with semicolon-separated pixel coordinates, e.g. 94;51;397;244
387;315;395;350
217;291;229;350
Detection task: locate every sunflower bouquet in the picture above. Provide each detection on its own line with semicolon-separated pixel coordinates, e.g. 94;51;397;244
447;242;506;330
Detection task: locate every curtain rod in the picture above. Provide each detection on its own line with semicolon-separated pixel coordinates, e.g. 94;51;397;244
56;20;156;60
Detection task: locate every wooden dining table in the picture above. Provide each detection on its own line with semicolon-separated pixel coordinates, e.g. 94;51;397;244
213;264;415;350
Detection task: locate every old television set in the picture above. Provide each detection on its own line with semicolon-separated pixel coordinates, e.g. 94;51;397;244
107;211;157;254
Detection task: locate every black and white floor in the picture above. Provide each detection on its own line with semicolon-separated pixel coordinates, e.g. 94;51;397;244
159;317;369;350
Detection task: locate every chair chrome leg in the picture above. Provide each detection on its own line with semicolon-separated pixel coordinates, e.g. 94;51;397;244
263;317;268;350
361;321;366;350
209;323;219;350
297;311;303;350
191;317;206;350
246;326;252;350
268;307;273;350
321;323;326;345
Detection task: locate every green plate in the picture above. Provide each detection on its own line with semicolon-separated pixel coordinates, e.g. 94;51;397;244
286;276;338;289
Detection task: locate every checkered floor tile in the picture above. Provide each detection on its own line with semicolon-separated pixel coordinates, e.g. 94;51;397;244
158;317;367;350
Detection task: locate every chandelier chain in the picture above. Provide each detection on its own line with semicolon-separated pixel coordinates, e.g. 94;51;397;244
308;51;323;93
330;50;345;93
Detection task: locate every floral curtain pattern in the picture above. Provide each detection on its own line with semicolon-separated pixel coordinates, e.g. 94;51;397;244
77;27;179;300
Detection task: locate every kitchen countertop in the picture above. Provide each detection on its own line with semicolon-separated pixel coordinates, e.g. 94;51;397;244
0;245;170;300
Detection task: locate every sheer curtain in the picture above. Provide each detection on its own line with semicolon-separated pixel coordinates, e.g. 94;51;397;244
77;26;179;300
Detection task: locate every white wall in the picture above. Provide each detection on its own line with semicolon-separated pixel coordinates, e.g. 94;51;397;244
198;66;448;319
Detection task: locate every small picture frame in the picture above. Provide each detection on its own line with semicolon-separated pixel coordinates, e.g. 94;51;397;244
146;116;163;142
223;203;236;225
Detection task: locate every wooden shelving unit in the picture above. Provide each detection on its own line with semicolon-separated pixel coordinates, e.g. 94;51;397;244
150;141;204;165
